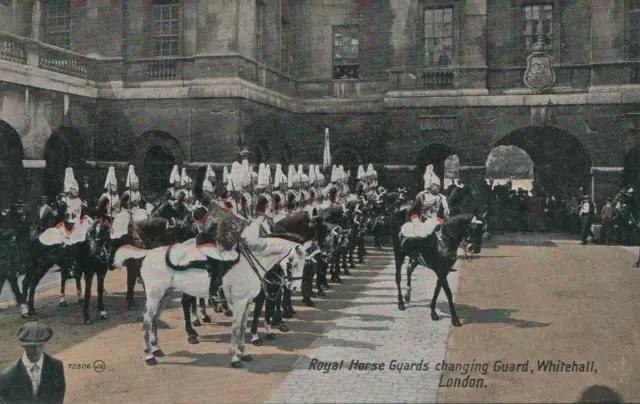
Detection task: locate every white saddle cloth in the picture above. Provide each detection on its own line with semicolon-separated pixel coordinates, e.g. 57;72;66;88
167;239;239;268
111;211;131;239
400;218;440;239
39;219;94;246
131;207;149;223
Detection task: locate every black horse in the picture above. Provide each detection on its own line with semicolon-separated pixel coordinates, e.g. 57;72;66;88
389;210;485;326
368;188;408;248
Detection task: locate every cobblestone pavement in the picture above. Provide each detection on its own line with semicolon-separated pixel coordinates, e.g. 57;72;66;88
265;247;461;404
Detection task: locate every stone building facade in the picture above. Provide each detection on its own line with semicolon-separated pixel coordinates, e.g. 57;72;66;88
0;0;639;210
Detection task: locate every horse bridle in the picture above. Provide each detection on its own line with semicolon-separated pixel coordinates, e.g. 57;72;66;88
457;217;484;260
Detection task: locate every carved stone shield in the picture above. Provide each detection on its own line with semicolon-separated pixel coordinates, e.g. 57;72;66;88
524;53;556;93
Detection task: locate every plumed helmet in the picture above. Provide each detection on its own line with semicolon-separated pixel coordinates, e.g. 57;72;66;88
63;167;78;192
180;167;192;187
222;166;230;184
227;161;242;191
169;165;181;185
366;163;377;180
274;164;284;188
205;165;215;181
330;165;339;183
104;166;117;189
203;178;215;193
308;164;317;184
287;165;296;188
357;165;365;180
240;159;251;188
126;165;139;188
423;164;440;189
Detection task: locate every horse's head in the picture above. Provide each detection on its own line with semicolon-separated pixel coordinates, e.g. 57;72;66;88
322;224;344;257
397;188;407;203
285;244;306;292
458;214;485;254
89;220;113;266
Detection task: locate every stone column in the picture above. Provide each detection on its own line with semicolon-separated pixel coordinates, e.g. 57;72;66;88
591;0;624;62
196;0;239;54
461;0;487;67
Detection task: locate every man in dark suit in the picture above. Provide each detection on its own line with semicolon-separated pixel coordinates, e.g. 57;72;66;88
0;321;65;404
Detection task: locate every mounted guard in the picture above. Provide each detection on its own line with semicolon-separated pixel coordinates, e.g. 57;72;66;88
286;165;299;214
167;165;181;200
99;166;121;220
272;164;287;222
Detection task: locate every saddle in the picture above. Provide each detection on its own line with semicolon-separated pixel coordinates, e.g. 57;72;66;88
400;222;456;264
38;219;93;247
164;240;239;272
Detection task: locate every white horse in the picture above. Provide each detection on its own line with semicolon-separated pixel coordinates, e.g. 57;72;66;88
113;236;308;367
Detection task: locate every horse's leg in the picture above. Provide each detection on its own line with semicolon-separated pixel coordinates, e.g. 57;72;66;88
270;292;284;329
126;262;138;309
59;268;68;307
348;236;356;269
20;272;30;317
143;293;163;365
250;293;265;346
439;275;461;327
635;244;640;267
357;235;365;263
150;294;165;358
405;260;418;303
237;300;253;362
429;280;443;321
316;261;326;296
75;270;83;303
282;287;295;318
302;263;315;307
263;296;277;340
229;297;251;368
341;248;350;275
82;270;94;325
331;255;342;283
97;270;108;320
181;294;199;344
199;298;211;323
395;250;406;310
190;294;202;327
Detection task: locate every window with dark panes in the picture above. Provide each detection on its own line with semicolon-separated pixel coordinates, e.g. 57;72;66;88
44;0;71;49
424;7;453;66
628;0;640;59
153;0;180;57
523;4;553;52
332;25;359;79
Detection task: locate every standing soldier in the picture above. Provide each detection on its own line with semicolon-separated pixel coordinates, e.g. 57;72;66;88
99;166;121;220
167;165;181;200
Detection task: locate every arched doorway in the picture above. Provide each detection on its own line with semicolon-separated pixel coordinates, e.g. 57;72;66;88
623;146;640;189
43;127;84;200
485;145;535;190
415;143;456;191
0;120;25;209
494;127;591;199
144;146;176;195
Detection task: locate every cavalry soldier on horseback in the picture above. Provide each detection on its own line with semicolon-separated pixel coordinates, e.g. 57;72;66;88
272;164;287;222
305;164;320;213
286;165;300;214
298;165;309;210
179;167;194;206
99;166;121;220
196;164;216;209
57;168;90;277
35;196;56;234
416;165;450;223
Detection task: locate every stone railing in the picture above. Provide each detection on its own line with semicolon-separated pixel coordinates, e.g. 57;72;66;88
387;67;456;90
0;31;88;79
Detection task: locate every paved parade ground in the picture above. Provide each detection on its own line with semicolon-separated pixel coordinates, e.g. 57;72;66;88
0;234;639;403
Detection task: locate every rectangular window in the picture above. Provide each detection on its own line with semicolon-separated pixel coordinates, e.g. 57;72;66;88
424;7;453;66
332;25;359;79
523;3;553;52
152;0;180;57
628;0;640;59
44;0;71;49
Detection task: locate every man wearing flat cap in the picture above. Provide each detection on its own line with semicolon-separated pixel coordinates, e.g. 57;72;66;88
600;197;615;245
0;321;65;404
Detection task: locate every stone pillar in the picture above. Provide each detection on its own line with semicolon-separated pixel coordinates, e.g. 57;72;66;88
261;0;281;69
389;0;419;67
461;0;487;67
123;0;147;58
196;0;239;54
591;0;624;63
31;0;41;41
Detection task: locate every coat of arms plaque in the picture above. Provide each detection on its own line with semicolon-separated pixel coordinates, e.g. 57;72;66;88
523;36;556;93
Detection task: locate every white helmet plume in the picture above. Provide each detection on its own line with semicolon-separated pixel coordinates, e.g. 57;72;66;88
64;167;78;192
104;166;117;189
169;165;180;185
125;165;139;188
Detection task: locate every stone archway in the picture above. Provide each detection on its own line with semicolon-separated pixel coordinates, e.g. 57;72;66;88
0;120;25;209
333;145;364;187
494;126;592;198
415;143;457;191
43;127;84;200
133;131;184;196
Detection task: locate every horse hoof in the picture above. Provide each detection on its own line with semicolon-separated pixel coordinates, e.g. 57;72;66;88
349;263;356;269
59;302;68;307
634;263;640;268
404;294;411;303
231;361;243;369
252;338;264;346
202;315;212;323
398;302;406;311
188;330;199;338
343;270;352;276
152;349;165;358
77;298;84;304
431;312;440;321
100;313;109;320
84;319;94;325
452;318;462;327
224;310;233;317
21;313;29;319
241;355;253;362
322;283;331;289
279;324;290;333
188;336;199;344
282;313;292;319
303;299;315;308
311;291;317;298
318;290;326;297
266;333;276;340
192;320;202;327
213;306;222;313
145;357;158;366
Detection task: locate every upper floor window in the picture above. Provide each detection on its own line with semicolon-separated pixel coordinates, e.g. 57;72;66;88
44;0;71;49
153;0;181;57
523;3;553;53
332;25;359;79
627;0;640;60
424;7;453;66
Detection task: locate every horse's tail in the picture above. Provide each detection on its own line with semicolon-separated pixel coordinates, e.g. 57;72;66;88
113;245;149;267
